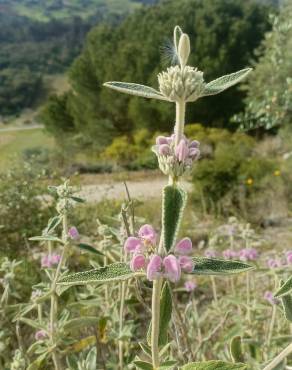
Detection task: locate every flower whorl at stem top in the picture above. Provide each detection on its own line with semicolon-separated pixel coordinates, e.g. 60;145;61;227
152;134;200;177
158;66;205;102
124;225;194;283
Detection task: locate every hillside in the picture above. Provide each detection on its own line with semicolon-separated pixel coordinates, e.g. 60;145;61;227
0;0;155;22
0;0;157;118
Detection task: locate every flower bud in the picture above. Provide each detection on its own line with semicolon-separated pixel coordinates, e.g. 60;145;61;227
138;224;157;245
178;255;194;273
147;254;162;281
68;226;79;240
163;254;181;282
175;139;189;162
124;237;141;253
159;144;171;156
130;254;146;271
175;237;193;255
178;33;190;68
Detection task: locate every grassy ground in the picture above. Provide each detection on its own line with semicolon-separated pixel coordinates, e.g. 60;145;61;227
0;128;55;171
11;0;143;22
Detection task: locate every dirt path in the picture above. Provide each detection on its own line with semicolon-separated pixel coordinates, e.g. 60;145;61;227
77;177;192;203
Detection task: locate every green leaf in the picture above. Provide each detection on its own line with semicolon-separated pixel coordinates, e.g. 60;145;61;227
162;185;187;252
58;262;143;286
27;352;48;370
133;360;153;370
280;279;292;322
29;235;64;244
182;360;247;370
189;257;253;275
202;68;252;96
275;276;292;297
139;342;152;357
159;360;177;369
19;318;46;331
47;216;62;233
103;82;168;101
63;317;100;331
146;282;173;347
230;336;244;363
71;196;85;203
76;243;104;256
158;282;172;346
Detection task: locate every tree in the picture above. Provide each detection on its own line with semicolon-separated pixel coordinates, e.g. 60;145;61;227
234;1;292;131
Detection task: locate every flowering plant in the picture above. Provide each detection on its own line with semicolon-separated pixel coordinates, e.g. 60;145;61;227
55;26;255;369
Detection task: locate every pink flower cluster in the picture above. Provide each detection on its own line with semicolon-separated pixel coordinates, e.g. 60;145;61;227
68;226;80;240
35;329;48;341
124;224;194;283
41;254;61;269
204;249;217;258
286;251;292;264
152;134;200;177
264;291;279;305
267;258;282;269
238;248;258;261
184;280;197;292
222;249;238;259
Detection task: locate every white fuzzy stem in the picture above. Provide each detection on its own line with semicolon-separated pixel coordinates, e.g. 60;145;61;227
263;343;292;370
175;100;186;147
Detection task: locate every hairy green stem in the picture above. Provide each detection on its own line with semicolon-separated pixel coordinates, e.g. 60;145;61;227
50;213;69;370
151;277;163;368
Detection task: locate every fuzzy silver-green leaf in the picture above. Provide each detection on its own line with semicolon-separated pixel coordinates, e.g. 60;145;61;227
182;360;247;370
162;185;187;252
58;262;143;286
202;68;252;96
189;257;253;275
103;82;168;100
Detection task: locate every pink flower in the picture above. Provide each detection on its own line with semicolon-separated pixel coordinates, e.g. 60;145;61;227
223;249;238;259
267;258;281;269
175;139;189;162
159;144;171;156
138;224;156;245
35;330;47;341
286;251;292;265
50;254;61;265
175;237;192;255
163;255;181;282
189;140;200;148
204;249;217;258
147;254;162;281
264;291;279;305
156;136;169;145
185;280;197;292
41;254;61;269
239;248;258;261
68;226;80;240
41;255;51;268
178;256;194;273
124;237;142;253
130;254;146;271
188;147;200;159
